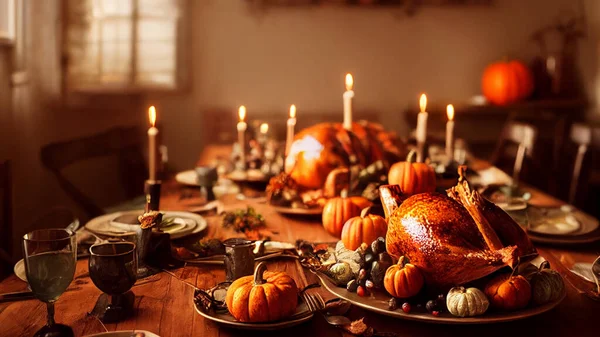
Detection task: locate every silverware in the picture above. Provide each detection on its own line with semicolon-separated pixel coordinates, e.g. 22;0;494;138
302;292;351;326
0;290;35;303
591;256;600;295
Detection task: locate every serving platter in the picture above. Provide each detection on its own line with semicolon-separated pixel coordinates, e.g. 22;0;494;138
270;205;323;216
192;291;313;330
313;271;566;325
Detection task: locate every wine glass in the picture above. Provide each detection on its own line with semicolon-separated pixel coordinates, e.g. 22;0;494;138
89;242;137;322
23;229;77;337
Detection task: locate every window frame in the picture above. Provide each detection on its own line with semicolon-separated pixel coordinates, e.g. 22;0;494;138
61;0;190;95
0;0;16;46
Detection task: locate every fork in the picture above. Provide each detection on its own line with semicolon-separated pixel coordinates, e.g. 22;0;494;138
302;292;326;313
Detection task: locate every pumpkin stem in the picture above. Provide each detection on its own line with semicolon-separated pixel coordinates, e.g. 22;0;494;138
253;262;268;285
340;189;349;198
398;256;409;267
539;260;551;270
406;149;417;163
360;206;371;218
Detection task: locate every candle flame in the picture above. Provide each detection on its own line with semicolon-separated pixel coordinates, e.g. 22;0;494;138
419;94;427;113
238;105;246;121
447;104;455;121
260;123;269;134
345;73;354;91
290;104;296;118
149;106;157;127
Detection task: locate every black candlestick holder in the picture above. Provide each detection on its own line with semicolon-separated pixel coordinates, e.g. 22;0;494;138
135;179;162;278
144;180;162;212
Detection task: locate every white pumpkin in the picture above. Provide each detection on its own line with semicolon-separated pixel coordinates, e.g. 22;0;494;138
446;287;489;317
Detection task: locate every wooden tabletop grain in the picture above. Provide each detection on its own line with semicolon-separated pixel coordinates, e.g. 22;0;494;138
1;149;599;337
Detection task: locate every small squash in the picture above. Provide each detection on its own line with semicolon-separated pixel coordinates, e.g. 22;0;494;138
484;274;531;311
387;151;436;196
341;208;388;250
327;261;354;286
322;194;362;237
225;262;298;322
529;261;565;305
383;256;424;298
446;287;489;317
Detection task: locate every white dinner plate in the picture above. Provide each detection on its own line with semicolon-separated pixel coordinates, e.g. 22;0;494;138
528;206;599;236
85;210;207;240
175;170;199;186
84;331;159;337
13;259;26;282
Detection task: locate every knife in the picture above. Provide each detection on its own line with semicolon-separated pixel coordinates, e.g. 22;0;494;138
0;291;35;303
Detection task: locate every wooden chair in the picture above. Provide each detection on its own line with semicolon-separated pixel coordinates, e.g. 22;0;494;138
40;126;147;220
564;123;600;207
490;122;538;186
0;161;13;279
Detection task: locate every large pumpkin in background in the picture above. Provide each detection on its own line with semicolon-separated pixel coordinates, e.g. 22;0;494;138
482;60;534;105
285;121;406;189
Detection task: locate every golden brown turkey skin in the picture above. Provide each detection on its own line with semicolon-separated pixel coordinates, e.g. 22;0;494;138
386;193;520;290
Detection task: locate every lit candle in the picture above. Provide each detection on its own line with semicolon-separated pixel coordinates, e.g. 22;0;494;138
416;93;428;162
343;73;354;130
259;123;269;145
286;104;297;156
446;104;455;164
148;106;158;181
237;106;247;169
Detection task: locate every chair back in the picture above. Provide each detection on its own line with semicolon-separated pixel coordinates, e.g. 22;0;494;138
491;122;537;184
0;161;13;277
567;123;600;205
40;126;147;219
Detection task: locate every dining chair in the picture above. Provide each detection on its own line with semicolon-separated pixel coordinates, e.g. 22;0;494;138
565;123;600;207
490;122;538;186
40;126;147;220
0;161;13;279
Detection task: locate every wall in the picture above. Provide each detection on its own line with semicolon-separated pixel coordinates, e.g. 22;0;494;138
149;0;600;172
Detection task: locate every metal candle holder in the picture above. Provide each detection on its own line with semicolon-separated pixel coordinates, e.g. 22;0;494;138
135;180;162;278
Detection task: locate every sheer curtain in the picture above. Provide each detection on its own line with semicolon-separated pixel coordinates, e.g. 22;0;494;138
65;0;181;91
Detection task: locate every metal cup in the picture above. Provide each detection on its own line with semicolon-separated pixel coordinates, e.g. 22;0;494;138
223;238;255;282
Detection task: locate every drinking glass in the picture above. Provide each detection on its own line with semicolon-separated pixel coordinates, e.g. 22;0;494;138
89;242;137;322
23;229;77;337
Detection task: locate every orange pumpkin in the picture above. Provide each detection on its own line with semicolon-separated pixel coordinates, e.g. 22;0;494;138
226;262;298;322
349;196;372;210
383;256;424;298
484;274;531;311
322;196;362;237
285;122;406;189
341;208;388;250
482;60;534;106
388;152;436;195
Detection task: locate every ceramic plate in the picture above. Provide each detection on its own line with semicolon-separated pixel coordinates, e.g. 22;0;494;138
314;271;565;325
85;210;207;240
227;169;270;183
528;206;598;236
193;292;313;330
13;259;26;282
83;331;159;337
175;170;199;186
270;205;323;216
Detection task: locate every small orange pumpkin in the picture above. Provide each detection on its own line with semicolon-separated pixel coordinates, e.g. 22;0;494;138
349;196;372;210
388;151;436;195
383;256;424;298
482;60;534;106
225;262;298;322
341;208;388;250
484;274;531;311
322;194;362;237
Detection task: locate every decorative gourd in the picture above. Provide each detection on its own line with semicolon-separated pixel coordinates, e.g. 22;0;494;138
446;287;489;317
327;261;354;286
383;256;424;298
482;60;534;105
387;151;436;195
322;195;362;237
529;261;565;305
484;274;531;311
225;262;298;323
341;208;388;250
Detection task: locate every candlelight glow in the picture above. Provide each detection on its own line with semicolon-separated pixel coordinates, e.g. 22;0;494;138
419;94;427;113
290;104;296;118
149;106;156;127
260;123;269;134
238;105;246;121
345;73;354;91
447;104;455;121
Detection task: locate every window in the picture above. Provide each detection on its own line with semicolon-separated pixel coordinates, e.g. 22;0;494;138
65;0;184;92
0;0;15;45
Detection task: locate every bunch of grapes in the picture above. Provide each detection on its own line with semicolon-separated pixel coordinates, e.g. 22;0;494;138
346;237;393;297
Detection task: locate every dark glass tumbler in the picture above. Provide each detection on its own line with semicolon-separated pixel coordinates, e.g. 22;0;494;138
89;242;137;322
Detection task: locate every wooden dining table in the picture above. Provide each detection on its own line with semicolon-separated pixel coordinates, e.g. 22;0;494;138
1;146;599;337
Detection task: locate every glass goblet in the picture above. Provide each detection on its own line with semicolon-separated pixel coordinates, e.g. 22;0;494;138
23;228;77;337
88;242;137;323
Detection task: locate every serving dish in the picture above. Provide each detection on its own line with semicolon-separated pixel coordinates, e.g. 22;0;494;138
313;271;565;325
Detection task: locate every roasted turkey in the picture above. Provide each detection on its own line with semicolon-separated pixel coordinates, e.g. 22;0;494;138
384;167;536;290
